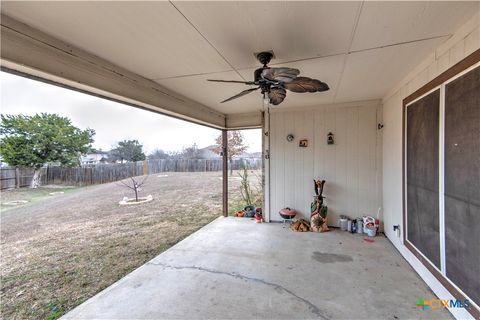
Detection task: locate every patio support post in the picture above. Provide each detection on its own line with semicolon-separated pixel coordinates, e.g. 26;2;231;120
222;129;228;217
263;110;271;222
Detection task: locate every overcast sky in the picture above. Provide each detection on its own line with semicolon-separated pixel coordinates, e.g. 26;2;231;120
0;71;261;154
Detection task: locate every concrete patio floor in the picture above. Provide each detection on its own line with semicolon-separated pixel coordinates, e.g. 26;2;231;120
63;217;452;319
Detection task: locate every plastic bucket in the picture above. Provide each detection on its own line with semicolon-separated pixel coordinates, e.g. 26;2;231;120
340;218;348;231
366;226;376;237
363;216;375;234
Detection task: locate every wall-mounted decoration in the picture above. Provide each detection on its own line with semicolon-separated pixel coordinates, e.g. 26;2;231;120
327;132;334;145
299;139;308;147
286;134;294;142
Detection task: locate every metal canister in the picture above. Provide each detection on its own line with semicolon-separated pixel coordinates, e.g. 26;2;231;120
356;219;363;234
351;219;357;233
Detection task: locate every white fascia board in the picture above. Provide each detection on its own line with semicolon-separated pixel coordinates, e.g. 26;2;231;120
225;112;263;129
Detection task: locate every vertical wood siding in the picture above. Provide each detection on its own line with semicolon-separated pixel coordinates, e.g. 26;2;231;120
269;103;382;226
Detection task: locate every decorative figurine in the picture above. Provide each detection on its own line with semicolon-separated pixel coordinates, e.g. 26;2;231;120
310;179;329;232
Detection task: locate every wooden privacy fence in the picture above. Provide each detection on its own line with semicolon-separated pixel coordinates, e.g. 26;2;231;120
0;158;262;189
0;167;36;189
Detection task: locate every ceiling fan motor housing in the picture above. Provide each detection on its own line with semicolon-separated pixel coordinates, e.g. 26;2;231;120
208;49;329;105
256;51;274;66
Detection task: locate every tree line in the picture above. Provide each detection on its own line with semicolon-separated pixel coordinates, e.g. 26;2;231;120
1;113;250;187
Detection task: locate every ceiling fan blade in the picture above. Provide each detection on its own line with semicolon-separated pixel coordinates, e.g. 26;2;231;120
221;87;259;103
261;67;300;83
208;79;255;85
268;87;287;105
284;77;329;93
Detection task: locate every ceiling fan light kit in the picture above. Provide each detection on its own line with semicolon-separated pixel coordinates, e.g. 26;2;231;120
208;51;329;106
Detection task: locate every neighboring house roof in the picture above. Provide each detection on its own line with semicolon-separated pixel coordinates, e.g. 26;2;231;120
239;151;262;158
198;145;221;159
197;145;261;159
80;153;109;164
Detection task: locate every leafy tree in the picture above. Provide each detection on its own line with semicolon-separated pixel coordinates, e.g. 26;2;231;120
212;131;248;175
110;139;146;162
148;148;170;160
0;113;95;187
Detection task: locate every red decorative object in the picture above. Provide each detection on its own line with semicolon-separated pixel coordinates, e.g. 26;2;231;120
279;207;297;219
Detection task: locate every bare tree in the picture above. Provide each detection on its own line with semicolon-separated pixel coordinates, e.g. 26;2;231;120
117;176;148;202
179;143;202;159
212;131;248;175
148;149;170;160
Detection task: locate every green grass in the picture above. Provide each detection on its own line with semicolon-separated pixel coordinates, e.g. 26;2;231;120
0;186;81;211
229;198;248;216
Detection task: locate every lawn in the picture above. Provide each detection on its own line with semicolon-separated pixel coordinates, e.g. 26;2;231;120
0;170;262;320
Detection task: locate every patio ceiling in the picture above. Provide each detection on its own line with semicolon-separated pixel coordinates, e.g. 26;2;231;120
1;1;478;127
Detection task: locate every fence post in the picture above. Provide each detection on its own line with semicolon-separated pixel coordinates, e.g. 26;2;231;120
15;168;20;188
143;160;148;175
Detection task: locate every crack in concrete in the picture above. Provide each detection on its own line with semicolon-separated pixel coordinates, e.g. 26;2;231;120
148;262;330;320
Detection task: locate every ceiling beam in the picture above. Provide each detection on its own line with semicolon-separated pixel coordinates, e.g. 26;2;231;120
0;14;226;129
226;112;263;129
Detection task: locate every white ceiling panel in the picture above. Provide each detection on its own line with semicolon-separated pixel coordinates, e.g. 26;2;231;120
335;36;448;103
1;1;231;79
172;1;361;69
2;1;478;118
351;1;479;51
157;54;345;115
156;71;263;114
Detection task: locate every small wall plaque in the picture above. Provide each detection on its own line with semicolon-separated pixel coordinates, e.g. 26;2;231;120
299;139;308;147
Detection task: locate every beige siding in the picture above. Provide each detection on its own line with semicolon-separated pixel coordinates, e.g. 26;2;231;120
382;11;480;248
381;11;479;320
269;102;382;226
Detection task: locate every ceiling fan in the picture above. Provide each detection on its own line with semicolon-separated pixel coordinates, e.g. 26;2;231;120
208;51;329;106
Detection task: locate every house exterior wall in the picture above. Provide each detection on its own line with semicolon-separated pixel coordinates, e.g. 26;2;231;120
268;100;382;226
382;11;479;320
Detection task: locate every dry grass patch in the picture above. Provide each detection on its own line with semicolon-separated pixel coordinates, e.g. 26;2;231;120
1;171;259;320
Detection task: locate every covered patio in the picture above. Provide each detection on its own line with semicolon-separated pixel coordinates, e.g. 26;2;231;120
62;217;448;320
1;1;479;319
